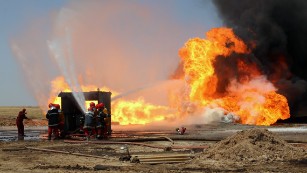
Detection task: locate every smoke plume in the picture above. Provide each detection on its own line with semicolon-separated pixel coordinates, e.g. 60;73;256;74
11;1;184;111
212;0;307;118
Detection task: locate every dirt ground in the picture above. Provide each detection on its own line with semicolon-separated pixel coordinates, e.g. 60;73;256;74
1;122;307;172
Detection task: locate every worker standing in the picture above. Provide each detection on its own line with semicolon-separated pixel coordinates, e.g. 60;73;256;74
96;103;106;139
46;103;60;140
103;106;110;136
95;103;107;139
83;102;96;140
16;108;28;136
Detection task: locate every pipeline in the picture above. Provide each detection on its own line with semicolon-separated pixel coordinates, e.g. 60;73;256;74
110;136;174;144
64;140;208;150
67;135;175;143
130;153;195;164
26;146;107;159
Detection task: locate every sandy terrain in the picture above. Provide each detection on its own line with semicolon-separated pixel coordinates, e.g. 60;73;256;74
1;122;307;172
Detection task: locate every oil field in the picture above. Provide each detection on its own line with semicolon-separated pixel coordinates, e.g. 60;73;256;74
1;108;307;172
2;0;307;172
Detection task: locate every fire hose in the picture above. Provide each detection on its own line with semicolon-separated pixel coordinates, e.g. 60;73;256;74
111;136;174;144
68;134;174;143
64;140;209;150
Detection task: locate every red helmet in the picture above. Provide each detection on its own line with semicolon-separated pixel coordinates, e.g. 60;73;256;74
89;102;95;107
48;103;54;108
96;103;104;109
55;104;60;109
100;103;105;107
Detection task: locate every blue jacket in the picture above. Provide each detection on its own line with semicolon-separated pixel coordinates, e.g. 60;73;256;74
84;111;95;128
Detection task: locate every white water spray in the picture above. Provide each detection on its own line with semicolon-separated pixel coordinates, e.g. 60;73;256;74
48;39;86;112
48;9;86;112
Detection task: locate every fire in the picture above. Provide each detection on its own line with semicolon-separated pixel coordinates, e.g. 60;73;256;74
47;77;175;125
179;28;249;103
48;76;71;106
179;27;290;125
47;76;117;109
47;27;290;126
112;98;174;125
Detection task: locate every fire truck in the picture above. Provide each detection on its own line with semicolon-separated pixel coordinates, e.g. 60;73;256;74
58;91;112;135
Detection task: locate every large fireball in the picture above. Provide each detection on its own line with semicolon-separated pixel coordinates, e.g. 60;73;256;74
178;27;290;125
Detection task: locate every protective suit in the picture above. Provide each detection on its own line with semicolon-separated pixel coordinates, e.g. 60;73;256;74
16;108;28;136
46;103;60;140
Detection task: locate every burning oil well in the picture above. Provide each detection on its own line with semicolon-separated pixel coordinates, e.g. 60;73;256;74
211;0;307;123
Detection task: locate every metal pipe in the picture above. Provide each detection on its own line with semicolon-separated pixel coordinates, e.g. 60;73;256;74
67;135;175;143
134;154;193;159
64;140;209;149
26;146;106;159
140;158;190;161
141;161;186;164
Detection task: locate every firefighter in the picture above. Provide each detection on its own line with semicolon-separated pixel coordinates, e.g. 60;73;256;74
16;108;28;136
96;103;108;139
103;105;110;136
90;102;98;133
83;102;96;140
55;104;65;138
46;103;60;140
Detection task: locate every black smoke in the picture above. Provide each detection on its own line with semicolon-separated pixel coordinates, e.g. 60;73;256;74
212;0;307;119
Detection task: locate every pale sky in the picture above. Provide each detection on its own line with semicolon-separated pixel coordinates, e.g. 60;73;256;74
0;0;222;106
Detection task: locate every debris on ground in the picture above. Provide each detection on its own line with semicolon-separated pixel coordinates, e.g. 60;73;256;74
200;128;307;162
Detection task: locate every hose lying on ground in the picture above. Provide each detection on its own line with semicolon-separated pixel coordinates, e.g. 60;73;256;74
64;140;209;150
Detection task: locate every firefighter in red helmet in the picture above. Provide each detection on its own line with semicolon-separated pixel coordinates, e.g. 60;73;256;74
83;105;96;140
46;103;60;140
96;103;108;139
16;108;28;136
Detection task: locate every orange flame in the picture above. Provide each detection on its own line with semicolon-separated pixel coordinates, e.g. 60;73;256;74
112;98;174;125
179;27;290;125
46;27;290;126
47;77;176;125
47;76;71;106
